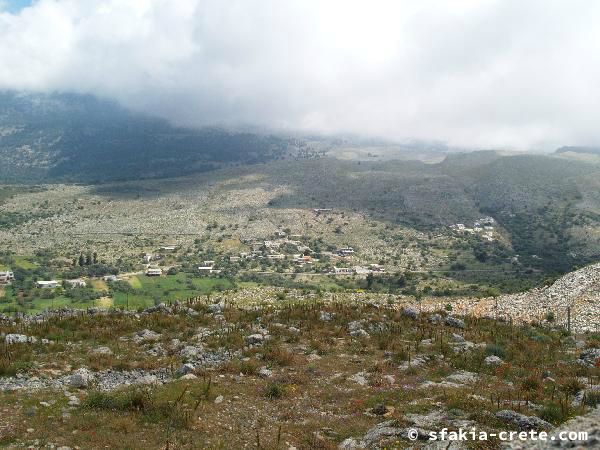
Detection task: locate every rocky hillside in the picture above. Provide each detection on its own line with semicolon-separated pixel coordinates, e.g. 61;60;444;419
0;293;598;449
504;407;600;449
423;262;600;333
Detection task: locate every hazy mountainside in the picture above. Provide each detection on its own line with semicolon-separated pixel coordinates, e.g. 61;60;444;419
0;91;291;182
451;155;600;271
556;146;600;155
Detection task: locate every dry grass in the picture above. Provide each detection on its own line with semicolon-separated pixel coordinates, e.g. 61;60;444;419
0;300;598;449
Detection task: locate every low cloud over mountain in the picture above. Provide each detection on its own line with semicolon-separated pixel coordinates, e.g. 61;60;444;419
1;0;600;150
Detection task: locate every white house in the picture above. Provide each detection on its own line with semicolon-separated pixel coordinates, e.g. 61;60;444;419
36;280;59;289
145;267;162;276
65;279;87;288
333;267;352;275
369;264;385;273
338;247;355;256
0;270;14;284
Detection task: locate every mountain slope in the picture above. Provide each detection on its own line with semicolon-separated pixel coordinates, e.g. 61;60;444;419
0;91;291;182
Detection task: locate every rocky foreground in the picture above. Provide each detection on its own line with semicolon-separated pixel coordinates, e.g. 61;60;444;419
421;263;600;334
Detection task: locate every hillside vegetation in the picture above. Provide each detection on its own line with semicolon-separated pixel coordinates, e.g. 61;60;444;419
0;92;291;182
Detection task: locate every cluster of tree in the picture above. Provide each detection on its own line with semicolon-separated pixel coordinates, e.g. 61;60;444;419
73;252;98;267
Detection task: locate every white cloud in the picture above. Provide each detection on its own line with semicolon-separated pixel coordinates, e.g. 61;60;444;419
1;0;599;150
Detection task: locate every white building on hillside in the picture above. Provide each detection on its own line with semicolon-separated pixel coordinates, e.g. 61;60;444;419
36;280;59;289
0;270;14;285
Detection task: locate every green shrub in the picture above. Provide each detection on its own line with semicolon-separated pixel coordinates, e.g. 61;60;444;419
264;383;284;399
485;343;506;359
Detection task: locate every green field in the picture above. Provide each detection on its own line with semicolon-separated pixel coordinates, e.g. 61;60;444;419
112;273;235;309
0;273;236;314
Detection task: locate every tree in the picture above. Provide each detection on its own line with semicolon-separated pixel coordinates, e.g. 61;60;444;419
92;252;98;264
78;254;85;267
366;273;374;289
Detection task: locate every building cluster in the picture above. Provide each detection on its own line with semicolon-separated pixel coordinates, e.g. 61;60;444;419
333;264;385;276
450;217;496;241
35;278;87;289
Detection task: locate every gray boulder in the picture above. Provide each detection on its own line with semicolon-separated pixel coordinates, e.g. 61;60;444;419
362;420;404;446
338;438;365;449
428;314;442;324
578;348;600;368
320;311;333;322
93;346;113;355
132;329;161;343
402;307;419;320
495;410;552;431
485;355;503;366
258;367;273;378
175;363;195;377
245;334;266;345
207;303;224;314
137;375;159;385
5;334;32;344
445;316;465;329
69;368;94;389
180;345;203;360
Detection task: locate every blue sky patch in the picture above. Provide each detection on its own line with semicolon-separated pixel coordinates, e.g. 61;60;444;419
1;0;35;13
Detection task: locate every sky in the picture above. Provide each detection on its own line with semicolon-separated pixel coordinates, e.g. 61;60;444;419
1;0;599;150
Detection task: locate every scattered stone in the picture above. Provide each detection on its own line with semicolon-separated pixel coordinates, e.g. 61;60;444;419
428;314;442;324
402;306;419;320
445;316;465;329
398;354;431;371
180;373;197;380
137;375;159;385
495;410;552;431
5;334;36;344
349;372;368;386
93;346;113;355
258;367;273;378
175;363;195;377
450;333;465;343
132;329;161;343
214;395;224;404
338;438;364;449
501;406;600;449
245;334;266;345
320;311;332;322
578;348;600;368
180;345;203;360
69;368;93;389
348;321;369;337
445;370;478;385
207;303;224;314
485;355;503;366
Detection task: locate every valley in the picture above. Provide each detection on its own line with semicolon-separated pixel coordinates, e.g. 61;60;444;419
1;95;600;450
